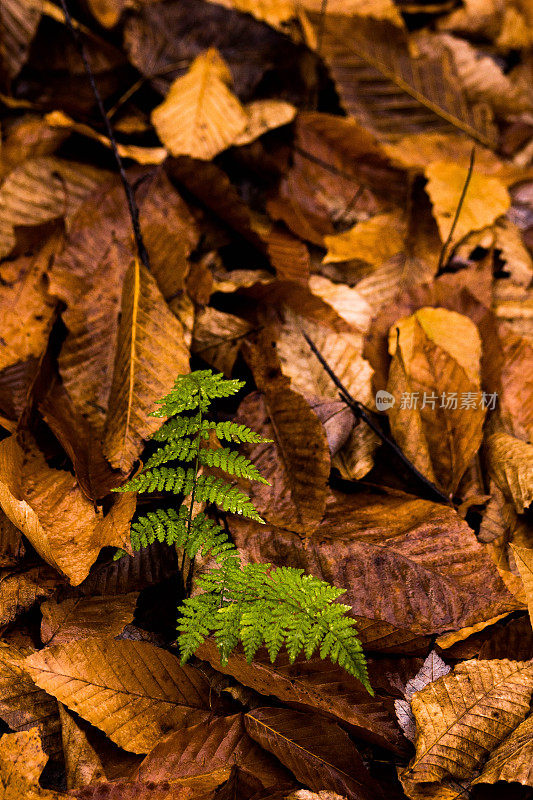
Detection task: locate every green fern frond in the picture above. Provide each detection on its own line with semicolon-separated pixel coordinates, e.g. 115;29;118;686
199;446;269;483
112;368;370;693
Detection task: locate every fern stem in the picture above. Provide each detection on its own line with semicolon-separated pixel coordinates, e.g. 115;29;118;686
183;385;203;596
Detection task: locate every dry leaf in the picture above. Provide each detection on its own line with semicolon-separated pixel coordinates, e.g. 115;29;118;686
0;435;135;585
86;0;125;27
511;545;533;628
0;157;104;259
323;212;406;267
24;639;212;754
151;48;248;160
136;713;291;788
40;593;138;646
235;99;296;146
394;651;451;742
425;161;510;245
102;259;190;472
0;0;42;79
0;728;66;800
71;771;233;799
473;711;533;786
485;430;533;512
387;307;485;493
59;704;106;790
245;707;382;800
0;565;57;627
204;0;295;29
405;659;533;782
192;307;252;376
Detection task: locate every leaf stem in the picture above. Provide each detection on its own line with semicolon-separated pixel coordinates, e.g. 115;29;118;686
436;146;476;274
301;331;451;505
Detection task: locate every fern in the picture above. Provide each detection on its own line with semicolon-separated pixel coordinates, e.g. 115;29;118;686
113;369;371;693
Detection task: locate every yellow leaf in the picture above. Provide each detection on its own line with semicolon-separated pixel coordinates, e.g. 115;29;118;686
0;728;66;799
86;0;124;27
24;639;211;754
323;212;406;267
473;712;533;787
425;160;510;245
205;0;295;28
405;659;533;782
301;0;404;26
234;99;296;146
151;48;248;160
103;259;190;472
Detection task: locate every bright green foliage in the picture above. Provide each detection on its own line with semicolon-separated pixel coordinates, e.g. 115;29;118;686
113;369;371;693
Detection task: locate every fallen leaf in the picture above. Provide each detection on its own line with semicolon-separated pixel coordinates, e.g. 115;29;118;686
71;771;232;799
395;651;451;742
405;659;533;782
86;0;125;27
323;212;406;267
0;565;57;627
192;307;252;376
511;545;533;628
204;0;294;29
235;99;296;146
102;258;190;472
136;713;291;788
59;703;107;789
24;639;212;754
0;0;42;79
40;593;138;646
425;161;510;245
244;707;383;800
485;430;533;512
151;48;248;160
0;728;66;799
473;711;533;787
0;435;135;585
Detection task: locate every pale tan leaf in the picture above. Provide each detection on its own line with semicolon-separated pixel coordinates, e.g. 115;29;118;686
41;593;138;646
395;651;451;742
485;430;533;512
435;613;512;650
59;704;106;790
511;545;533;629
387;308;485;493
323;212;406;267
354;253;435;321
234;99;296;146
151;48;248;160
0;0;42;79
382;132;504;173
24;639;211;754
315;14;496;145
192;307;251;376
474;712;533;786
0;728;67;799
425;161;510;246
286;793;347;800
494;218;533;287
103;259;190;472
0;157;104;259
405;659;533;782
308;276;373;333
0;435;135;585
0;640;61;756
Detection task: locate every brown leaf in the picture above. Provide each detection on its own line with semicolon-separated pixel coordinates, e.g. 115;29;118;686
0;507;24;566
196;639;408;754
315;14;496;145
511;545;533;628
228;488;519;636
235;99;296;146
136;713;291;788
71;771;232;800
0;157;104;260
0;0;42;79
77;542;177;597
0;640;62;757
244;707;383;800
41;593;138;646
394;651;451;742
0;564;57;627
192;307;252;376
0;728;66;799
473;711;533;787
24;639;212;754
323;212;406;267
59;704;106;790
0;435;135;585
387;308;486;493
102;258;190;471
485;430;533;512
152;49;247;160
405;659;533;782
234;381;330;534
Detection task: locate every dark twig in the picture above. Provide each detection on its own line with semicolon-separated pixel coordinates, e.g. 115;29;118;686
302;331;451;505
58;0;150;271
436;147;475;274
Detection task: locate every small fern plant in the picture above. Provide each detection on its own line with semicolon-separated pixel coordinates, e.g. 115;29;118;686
113;370;371;693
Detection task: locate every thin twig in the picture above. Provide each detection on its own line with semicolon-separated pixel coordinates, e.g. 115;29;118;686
436;147;475;274
58;0;150;271
302;331;451;504
316;0;329;54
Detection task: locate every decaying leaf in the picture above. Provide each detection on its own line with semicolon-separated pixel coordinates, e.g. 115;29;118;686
0;728;65;799
485;430;533;512
235;99;296;146
151;48;248;160
40;593;138;646
192;307;252;376
473;712;533;787
323;212;406;267
511;545;533;628
102;258;189;471
405;659;533;782
395;651;451;742
0;0;42;79
59;704;107;790
24;639;212;754
0;435;135;585
387;307;485;493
